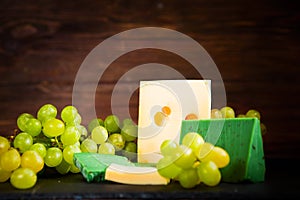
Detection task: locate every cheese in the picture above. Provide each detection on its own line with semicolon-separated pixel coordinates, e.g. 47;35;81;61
138;80;211;163
73;153;134;182
180;118;265;183
105;163;170;185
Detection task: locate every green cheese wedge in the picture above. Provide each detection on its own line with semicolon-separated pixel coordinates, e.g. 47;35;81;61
73;153;134;182
180;118;265;183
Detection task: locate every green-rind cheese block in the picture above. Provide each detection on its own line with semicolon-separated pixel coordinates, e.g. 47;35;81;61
73;153;134;182
180;118;265;183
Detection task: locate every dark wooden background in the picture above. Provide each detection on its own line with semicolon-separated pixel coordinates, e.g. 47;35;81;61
0;0;299;159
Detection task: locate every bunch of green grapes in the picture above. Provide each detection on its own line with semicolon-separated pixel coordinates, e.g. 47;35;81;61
82;115;137;161
157;132;230;189
211;106;267;136
0;104;87;189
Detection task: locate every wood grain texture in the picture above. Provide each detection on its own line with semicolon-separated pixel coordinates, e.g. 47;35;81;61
0;0;299;158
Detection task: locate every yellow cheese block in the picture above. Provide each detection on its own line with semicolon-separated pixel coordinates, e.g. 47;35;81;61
105;163;170;185
138;80;211;163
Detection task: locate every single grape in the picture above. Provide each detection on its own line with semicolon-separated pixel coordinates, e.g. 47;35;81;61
197;161;221;186
173;145;197;169
21;150;44;173
17;113;34;132
61;105;78;124
91;126;108;144
237;114;246;118
200;146;230;168
30;143;47;158
211;109;223;119
98;142;115;155
104;115;120;133
55;158;71;175
25;118;42;137
0;165;11;182
43;118;65;137
157;156;182;179
66;113;82;126
182;132;204;153
0;136;10;154
120;125;137;142
37;104;57;123
10;168;37;189
178;168;199;189
60;126;81;146
160;139;178;157
260;123;267;135
88;118;104;133
108;133;125;151
0;148;21;171
122;118;136;127
194;142;214;161
123;142;137;160
13;132;33;153
80;138;97;153
63;144;81;164
246;109;261;120
44;147;63;167
69;164;81;173
220;106;235;118
77;124;88;142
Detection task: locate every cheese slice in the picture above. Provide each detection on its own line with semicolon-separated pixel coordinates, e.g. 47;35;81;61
138;80;211;163
105;163;170;185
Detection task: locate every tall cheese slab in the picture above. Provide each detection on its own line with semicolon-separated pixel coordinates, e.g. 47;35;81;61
180;118;265;183
138;80;211;163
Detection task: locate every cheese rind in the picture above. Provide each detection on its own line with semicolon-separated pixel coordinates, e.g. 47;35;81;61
105;163;170;185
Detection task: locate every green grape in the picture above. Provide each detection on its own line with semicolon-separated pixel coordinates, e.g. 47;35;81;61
108;133;125;151
237;114;246;118
76;124;88;141
30;143;47;158
160;139;178;157
104;115;120;133
122;118;136;127
123;142;137;160
260;122;267;135
157;156;182;179
91;126;108;144
21;150;44;173
60;126;81;146
66;113;82;126
173;145;197;169
10;168;37;189
61;105;78;124
88;118;104;133
200;146;230;168
210;109;223;119
182;132;204;153
0;148;21;171
69;164;81;173
55;158;71;175
25;118;42;137
37;104;57;123
17;113;34;131
43;118;65;137
0;165;11;182
197;161;221;186
98;142;115;155
0;136;10;154
178;168;199;189
246;109;261;120
120;125;137;142
63;144;81;164
194;142;214;161
44;147;63;167
13;132;33;153
220;106;235;118
80;138;97;153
